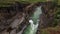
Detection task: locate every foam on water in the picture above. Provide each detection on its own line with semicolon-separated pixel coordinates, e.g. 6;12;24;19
29;19;38;34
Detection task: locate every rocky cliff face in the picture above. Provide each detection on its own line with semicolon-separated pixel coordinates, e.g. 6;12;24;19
0;2;30;34
40;2;56;28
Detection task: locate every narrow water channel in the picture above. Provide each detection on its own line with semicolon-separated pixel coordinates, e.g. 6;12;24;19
23;6;42;34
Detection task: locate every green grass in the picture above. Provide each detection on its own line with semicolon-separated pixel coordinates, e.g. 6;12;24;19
41;29;49;34
0;0;46;7
58;0;60;5
0;0;58;7
0;0;56;3
0;0;46;3
41;26;60;34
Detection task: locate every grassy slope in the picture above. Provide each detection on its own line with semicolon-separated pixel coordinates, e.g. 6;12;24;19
0;0;46;3
41;26;60;34
58;0;60;5
0;0;54;7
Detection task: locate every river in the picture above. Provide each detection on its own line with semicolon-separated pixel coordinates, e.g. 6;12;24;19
23;6;42;34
